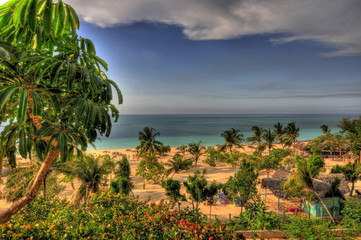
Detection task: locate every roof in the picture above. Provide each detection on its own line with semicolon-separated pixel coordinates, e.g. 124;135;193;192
272;169;292;180
316;174;350;195
261;178;287;198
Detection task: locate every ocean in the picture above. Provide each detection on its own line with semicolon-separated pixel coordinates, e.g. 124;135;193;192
91;114;358;150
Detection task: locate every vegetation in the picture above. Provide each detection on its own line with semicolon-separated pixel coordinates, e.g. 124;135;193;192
259;148;290;177
285;122;300;152
187;141;204;168
136;126;164;157
165;153;193;177
247;126;264;151
136;155;165;184
0;0;121;222
161;178;186;210
331;162;361;196
221;128;244;152
261;128;276;154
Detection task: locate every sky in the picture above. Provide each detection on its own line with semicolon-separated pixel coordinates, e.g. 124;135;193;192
3;0;361;114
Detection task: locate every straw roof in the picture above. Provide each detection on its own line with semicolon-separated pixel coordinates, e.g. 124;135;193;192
272;169;292;180
316;174;350;195
261;178;287;198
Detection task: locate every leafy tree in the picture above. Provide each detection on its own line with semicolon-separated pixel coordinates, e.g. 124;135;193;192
66;154;115;205
110;177;134;196
282;155;336;223
308;135;326;155
136;126;164;157
331;162;361;196
115;155;131;179
285;122;300;153
247;126;264;150
0;0;121;222
204;181;221;221
220;128;244;152
165;153;193;177
338;117;361;163
183;170;208;210
261;128;276;155
260;148;290;177
204;147;227;166
159;144;171;156
136;155;165;184
223;160;258;212
225;151;248;167
187;141;205;168
161;178;186;210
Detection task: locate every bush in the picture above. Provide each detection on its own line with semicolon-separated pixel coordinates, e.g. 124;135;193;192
341;197;361;230
0;191;233;239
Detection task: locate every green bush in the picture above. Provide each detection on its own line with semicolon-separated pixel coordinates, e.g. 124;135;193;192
341;198;361;230
0;191;233;239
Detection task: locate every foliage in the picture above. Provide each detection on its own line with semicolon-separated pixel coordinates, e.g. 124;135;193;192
0;191;233;239
136;126;164;157
110;177;134;196
283;155;325;199
261;128;276;154
223;160;258;204
341;198;361;230
331;163;361;196
285;122;300;151
136;155;165;184
187;141;205;168
220;128;244;152
225;151;247;167
204;147;222;166
247;126;264;150
165;153;193;177
259;148;290;177
115;155;131;179
161;178;186;210
64;154;115;205
338;117;361;161
229;196;281;231
282;216;337;240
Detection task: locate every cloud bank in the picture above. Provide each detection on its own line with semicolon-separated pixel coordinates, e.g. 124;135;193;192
65;0;361;56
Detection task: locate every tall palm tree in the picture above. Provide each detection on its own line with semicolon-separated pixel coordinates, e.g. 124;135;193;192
262;129;276;155
136;126;163;157
188;141;205;168
165;153;193;177
331;162;361;196
285;122;300;153
67;154;115;205
247;126;264;150
221;128;244;152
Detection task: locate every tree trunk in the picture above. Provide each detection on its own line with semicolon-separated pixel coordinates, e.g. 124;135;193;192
0;148;60;223
350;182;355;196
209;204;212;222
43;173;47;198
313;190;335;224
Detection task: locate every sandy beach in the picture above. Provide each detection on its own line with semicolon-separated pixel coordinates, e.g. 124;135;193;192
0;144;357;222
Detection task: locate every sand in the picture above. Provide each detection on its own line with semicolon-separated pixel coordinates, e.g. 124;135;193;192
0;144;358;222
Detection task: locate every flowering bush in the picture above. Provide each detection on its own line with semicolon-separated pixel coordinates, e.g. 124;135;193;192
0;191;233;239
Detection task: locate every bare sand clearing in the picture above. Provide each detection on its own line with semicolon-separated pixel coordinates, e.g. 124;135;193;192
0;144;358;222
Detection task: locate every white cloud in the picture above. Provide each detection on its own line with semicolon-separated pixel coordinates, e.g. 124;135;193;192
64;0;360;56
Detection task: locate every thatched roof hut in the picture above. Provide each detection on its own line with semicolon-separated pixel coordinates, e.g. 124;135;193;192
316;174;350;195
261;178;287;198
272;169;292;180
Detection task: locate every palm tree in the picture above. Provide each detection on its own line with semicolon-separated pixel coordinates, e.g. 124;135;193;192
320;125;331;135
165;153;193;177
67;154;115;205
262;129;276;155
247;126;264;150
188;142;205;168
285;122;300;153
221;128;244;152
273;122;285;146
136;126;163;157
283;155;335;223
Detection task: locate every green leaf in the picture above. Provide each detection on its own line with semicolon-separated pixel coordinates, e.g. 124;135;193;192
19;128;27;158
27;0;38;33
55;0;65;36
50;94;61;114
50;60;64;85
43;0;52;32
13;0;29;27
107;79;123;104
0;86;17;111
58;133;68;162
30;90;42;117
0;46;10;61
17;88;29;124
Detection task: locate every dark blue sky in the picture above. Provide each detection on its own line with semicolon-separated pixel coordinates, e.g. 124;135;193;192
78;22;361;114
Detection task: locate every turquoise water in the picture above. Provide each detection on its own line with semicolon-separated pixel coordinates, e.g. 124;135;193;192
91;114;358;149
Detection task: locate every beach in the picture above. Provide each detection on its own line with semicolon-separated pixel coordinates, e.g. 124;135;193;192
1;143;356;222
